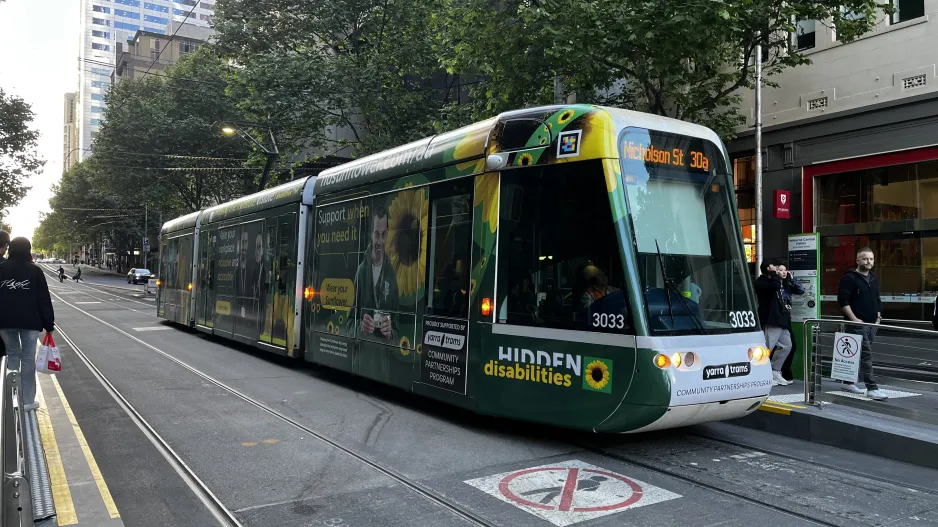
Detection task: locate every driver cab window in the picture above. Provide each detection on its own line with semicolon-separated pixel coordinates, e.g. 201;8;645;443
496;161;632;334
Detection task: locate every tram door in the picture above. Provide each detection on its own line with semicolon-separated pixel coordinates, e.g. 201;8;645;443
271;214;297;349
259;220;278;344
234;219;264;342
416;180;474;395
196;229;214;328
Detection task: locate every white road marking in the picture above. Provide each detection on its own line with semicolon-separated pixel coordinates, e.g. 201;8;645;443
74;301;102;304
132;327;172;332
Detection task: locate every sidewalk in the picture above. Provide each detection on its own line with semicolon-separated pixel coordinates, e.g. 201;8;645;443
734;378;938;469
32;373;124;526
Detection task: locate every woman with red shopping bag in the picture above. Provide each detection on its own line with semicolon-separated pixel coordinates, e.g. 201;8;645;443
0;237;55;412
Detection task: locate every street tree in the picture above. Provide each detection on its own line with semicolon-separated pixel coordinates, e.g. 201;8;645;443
436;0;892;138
93;47;260;211
0;88;44;217
212;0;458;156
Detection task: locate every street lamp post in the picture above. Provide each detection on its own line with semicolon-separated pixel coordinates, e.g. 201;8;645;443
219;121;280;191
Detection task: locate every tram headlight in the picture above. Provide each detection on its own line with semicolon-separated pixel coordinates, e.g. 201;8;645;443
304;287;315;301
748;346;768;363
684;352;696;367
671;352;682;368
654;354;671;369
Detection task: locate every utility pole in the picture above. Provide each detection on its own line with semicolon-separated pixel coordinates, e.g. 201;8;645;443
754;33;764;277
143;202;148;268
554;73;563;104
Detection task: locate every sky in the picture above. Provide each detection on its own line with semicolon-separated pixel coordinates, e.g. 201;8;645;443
0;0;79;238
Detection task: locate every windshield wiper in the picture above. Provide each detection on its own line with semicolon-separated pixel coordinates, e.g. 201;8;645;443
654;239;709;335
654;239;676;327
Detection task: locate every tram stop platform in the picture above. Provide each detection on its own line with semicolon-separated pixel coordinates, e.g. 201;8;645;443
25;372;123;526
733;378;938;470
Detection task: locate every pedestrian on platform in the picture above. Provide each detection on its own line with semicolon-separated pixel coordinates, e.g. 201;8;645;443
0;237;55;411
931;298;938;331
837;247;888;400
755;259;804;386
777;264;799;382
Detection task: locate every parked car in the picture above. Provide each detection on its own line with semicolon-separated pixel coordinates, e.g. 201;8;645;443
127;268;154;284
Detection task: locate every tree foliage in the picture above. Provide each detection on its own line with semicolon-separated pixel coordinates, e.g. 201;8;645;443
435;0;892;138
213;0;461;156
0;88;44;217
37;48;261;257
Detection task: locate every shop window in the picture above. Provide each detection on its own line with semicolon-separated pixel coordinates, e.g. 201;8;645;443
733;156;756;263
892;0;925;24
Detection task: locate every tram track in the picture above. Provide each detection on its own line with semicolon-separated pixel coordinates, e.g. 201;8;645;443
574;440;846;527
49;289;497;527
46;279;937;526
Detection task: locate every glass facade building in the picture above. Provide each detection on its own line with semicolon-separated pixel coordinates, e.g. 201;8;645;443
77;0;215;160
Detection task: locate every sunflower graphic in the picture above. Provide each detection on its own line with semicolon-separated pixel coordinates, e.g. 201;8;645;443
517;152;534;166
474;173;499;234
557;109;576;125
387;188;428;298
582;357;613;393
399;336;411;356
416;343;423;355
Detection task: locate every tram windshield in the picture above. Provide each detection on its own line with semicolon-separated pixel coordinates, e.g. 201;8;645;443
620;128;757;335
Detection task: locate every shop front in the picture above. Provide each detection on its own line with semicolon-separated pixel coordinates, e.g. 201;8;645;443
802;146;938;323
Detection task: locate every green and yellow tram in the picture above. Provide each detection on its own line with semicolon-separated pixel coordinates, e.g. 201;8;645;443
157;104;772;432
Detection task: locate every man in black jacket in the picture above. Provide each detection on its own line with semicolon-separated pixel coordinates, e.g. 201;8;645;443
0;237;55;411
0;230;8;359
837;247;887;400
755;259;804;386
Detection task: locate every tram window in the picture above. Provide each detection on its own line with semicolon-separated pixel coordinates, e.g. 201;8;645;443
496;161;632;334
426;184;473;318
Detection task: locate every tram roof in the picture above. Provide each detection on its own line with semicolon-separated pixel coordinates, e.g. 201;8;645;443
160;210;201;235
313;104;724;195
200;176;314;225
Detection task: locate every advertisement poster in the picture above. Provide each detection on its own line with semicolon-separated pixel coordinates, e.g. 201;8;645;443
214;225;239;334
420;316;468;394
788;233;820;323
310;188;427;380
235;220;265;339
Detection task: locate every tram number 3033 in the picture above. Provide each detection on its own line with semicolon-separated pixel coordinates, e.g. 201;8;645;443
592;313;627;329
729;311;757;328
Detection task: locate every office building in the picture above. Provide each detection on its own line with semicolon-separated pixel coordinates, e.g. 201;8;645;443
730;0;938;323
63;92;79;173
77;0;216;159
113;24;211;83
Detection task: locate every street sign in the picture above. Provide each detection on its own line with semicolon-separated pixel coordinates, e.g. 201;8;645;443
143;237;150;254
464;459;680;526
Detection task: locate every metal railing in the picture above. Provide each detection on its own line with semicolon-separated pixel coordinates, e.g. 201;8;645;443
0;357;56;527
803;318;938;407
0;358;32;526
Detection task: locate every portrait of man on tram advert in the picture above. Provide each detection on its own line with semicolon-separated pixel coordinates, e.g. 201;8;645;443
354;203;401;344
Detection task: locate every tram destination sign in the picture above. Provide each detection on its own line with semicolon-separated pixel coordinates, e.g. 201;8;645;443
421;315;469;394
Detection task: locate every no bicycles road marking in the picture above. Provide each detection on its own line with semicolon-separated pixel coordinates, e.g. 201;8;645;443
464;459;680;526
